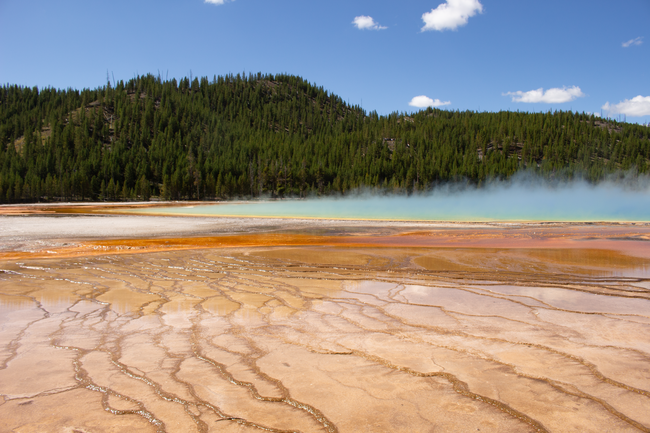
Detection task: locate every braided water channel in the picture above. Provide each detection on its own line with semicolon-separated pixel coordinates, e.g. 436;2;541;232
1;243;650;432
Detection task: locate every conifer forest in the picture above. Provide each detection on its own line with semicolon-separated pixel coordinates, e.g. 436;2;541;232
1;73;649;203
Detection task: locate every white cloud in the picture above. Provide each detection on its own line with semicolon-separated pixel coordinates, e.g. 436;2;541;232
409;96;451;108
352;16;387;30
622;37;643;48
205;0;231;4
421;0;483;32
503;86;585;104
602;96;650;117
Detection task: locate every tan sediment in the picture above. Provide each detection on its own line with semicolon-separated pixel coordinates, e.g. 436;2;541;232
2;222;650;262
0;201;211;216
1;212;650;432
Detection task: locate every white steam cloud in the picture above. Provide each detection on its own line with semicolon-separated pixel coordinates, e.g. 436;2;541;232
622;37;643;48
421;0;483;32
504;86;585;104
409;95;451;108
353;16;387;30
602;96;650;117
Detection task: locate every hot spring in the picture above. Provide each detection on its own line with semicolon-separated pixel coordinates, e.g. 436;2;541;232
135;180;650;221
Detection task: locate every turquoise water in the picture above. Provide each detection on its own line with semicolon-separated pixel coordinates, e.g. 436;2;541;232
136;182;650;222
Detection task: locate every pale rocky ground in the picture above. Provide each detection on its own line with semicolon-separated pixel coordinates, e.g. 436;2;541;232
0;213;509;254
1;240;650;432
1;207;649;432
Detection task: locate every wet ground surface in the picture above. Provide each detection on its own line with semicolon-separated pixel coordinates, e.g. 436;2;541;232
1;233;650;432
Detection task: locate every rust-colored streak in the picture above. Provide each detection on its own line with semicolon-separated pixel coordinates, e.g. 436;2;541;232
2;229;649;262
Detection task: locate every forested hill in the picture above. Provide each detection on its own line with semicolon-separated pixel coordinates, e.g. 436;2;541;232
1;73;649;203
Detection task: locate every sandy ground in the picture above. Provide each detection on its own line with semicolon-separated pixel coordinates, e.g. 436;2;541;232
1;201;648;255
0;213;493;254
1;204;649;432
1;246;650;432
1;213;649;264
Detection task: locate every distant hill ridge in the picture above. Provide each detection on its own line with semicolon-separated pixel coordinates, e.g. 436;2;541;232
1;73;649;202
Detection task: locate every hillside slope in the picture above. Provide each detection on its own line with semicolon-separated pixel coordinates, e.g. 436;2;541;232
1;73;649;202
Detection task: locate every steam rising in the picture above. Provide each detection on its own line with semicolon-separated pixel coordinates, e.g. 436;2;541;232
148;174;650;222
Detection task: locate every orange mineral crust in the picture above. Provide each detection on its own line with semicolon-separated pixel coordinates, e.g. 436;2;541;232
0;201;209;216
2;223;649;261
1;220;650;432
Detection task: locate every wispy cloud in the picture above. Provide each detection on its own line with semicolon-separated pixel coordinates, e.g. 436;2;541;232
409;96;451;108
205;0;231;5
602;96;650;117
352;16;387;30
503;86;585;104
421;0;483;32
622;37;643;48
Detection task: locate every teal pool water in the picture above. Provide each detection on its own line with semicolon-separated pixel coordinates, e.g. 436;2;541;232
136;182;650;222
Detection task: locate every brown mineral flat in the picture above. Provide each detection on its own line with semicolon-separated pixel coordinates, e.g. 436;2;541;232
1;213;650;432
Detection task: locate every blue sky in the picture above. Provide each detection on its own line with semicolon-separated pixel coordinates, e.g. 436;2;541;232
1;0;648;122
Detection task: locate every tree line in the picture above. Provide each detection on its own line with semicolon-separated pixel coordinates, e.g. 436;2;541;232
1;72;649;203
